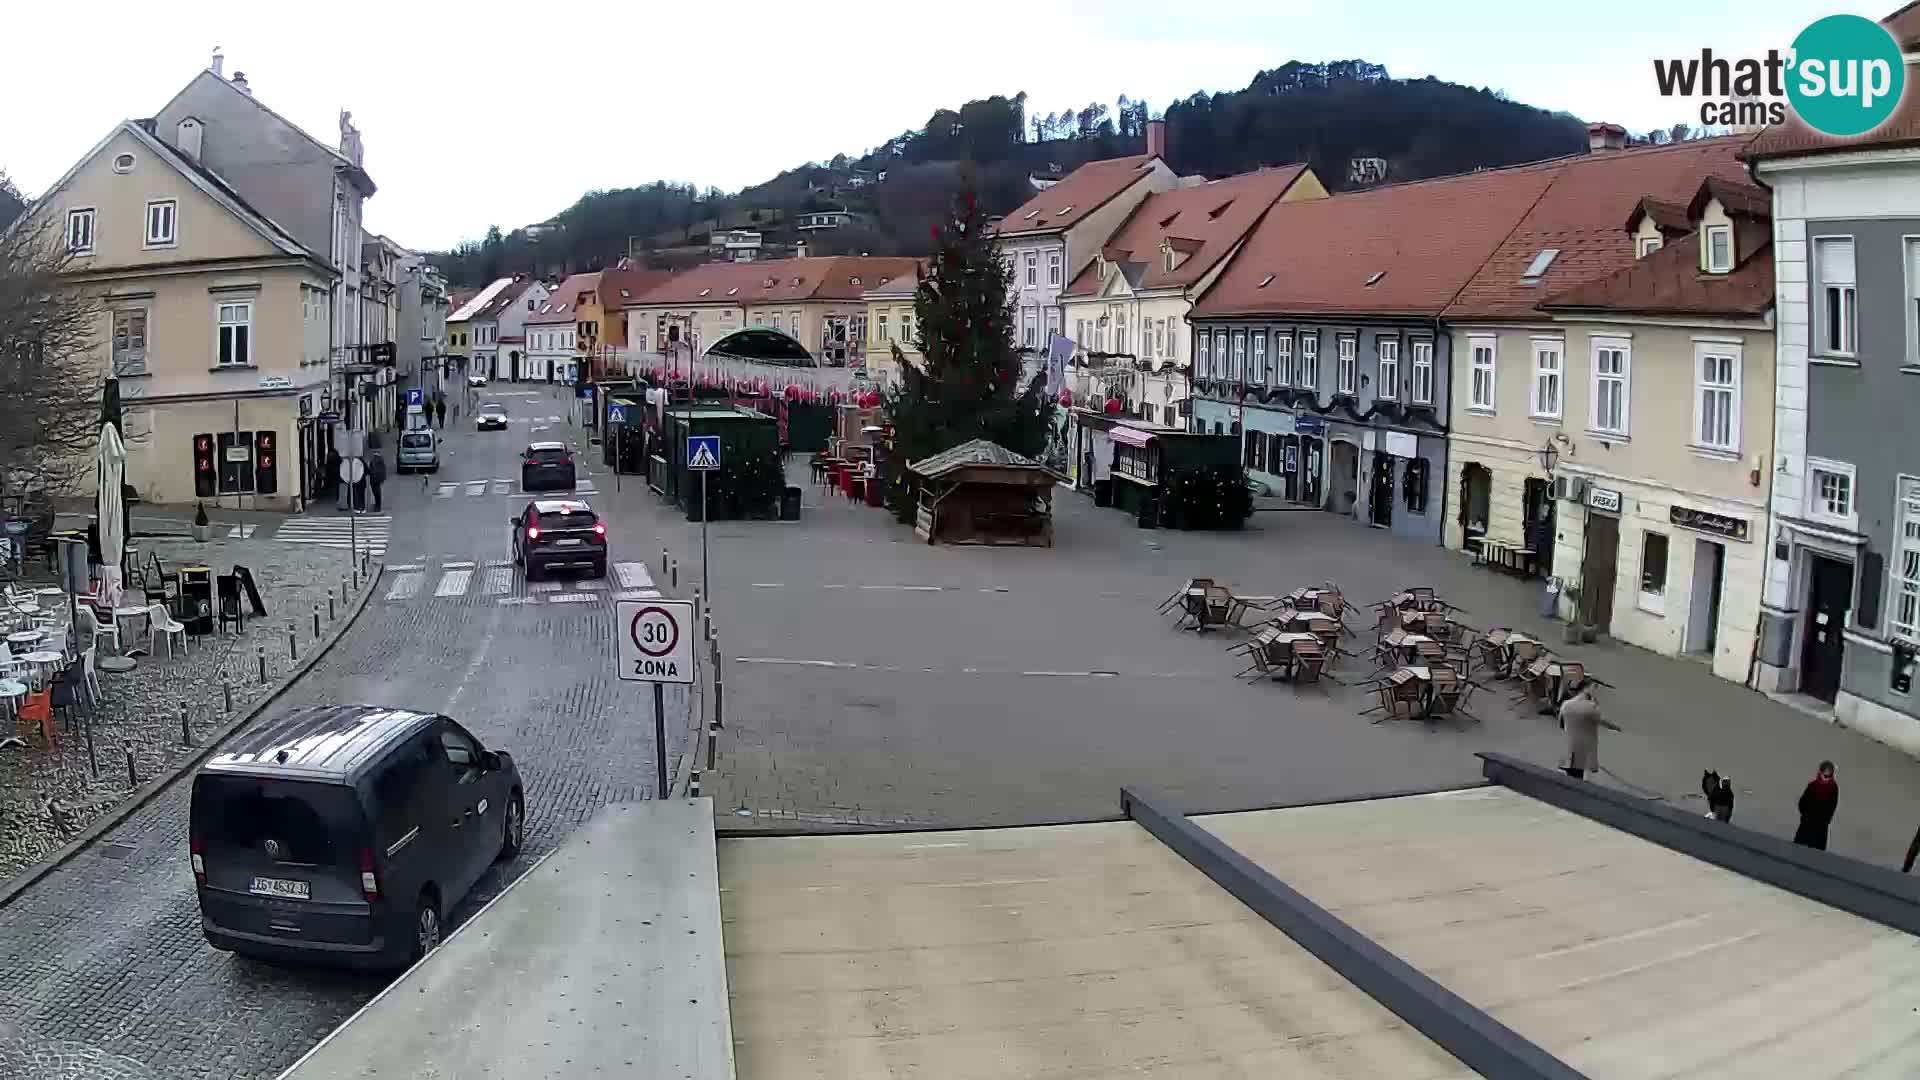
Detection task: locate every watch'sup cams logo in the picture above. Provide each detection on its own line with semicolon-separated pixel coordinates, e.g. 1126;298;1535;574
1653;14;1905;136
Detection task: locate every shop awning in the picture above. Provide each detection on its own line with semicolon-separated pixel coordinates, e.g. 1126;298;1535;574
1110;426;1157;449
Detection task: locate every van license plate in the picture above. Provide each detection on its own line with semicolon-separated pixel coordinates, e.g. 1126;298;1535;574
554;538;581;546
249;877;310;900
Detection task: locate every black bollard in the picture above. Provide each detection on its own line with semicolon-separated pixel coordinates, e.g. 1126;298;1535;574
671;561;678;590
223;678;233;714
328;593;336;621
181;705;191;747
313;604;321;639
288;626;298;663
257;645;267;684
126;748;137;788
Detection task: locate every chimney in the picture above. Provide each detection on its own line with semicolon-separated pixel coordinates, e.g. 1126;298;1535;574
1587;122;1627;152
231;71;251;95
176;117;204;162
1146;118;1167;159
210;47;224;77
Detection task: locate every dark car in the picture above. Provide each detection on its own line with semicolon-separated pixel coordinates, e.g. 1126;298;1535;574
511;498;607;579
190;704;524;971
476;403;508;431
520;441;576;492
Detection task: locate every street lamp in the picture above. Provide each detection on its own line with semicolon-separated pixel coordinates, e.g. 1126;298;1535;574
1537;440;1558;474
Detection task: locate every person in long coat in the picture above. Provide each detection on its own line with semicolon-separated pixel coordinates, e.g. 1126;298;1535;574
1794;761;1840;851
1558;686;1618;780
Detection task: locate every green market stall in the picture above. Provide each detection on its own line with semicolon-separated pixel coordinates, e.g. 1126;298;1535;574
1107;425;1250;530
658;406;784;521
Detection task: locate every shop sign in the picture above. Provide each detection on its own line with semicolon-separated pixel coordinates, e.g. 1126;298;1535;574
1588;486;1622;514
1670;504;1750;542
1294;415;1325;434
258;374;293;390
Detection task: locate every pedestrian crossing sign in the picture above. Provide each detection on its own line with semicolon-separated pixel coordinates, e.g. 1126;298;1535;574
687;435;721;470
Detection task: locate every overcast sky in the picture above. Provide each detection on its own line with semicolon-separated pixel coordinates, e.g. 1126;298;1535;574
3;0;1832;252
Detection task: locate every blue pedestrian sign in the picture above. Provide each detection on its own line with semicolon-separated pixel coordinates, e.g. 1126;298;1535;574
687;435;721;471
608;405;627;424
406;387;424;407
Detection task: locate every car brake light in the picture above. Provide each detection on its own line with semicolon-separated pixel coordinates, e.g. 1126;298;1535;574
190;835;205;885
559;457;573;467
527;526;539;540
592;523;606;536
359;847;380;901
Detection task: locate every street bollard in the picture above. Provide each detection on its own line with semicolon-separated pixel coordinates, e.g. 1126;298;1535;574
706;718;720;773
289;626;298;663
329;593;336;621
181;705;191;747
670;561;679;590
661;547;669;575
693;589;701;623
126;748;137;788
689;769;702;798
85;716;97;776
713;653;725;733
223;678;233;714
257;644;267;685
313;604;321;639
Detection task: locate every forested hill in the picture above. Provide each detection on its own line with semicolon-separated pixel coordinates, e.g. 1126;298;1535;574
432;60;1589;288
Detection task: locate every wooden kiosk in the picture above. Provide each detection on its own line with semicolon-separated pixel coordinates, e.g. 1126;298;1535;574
907;439;1060;547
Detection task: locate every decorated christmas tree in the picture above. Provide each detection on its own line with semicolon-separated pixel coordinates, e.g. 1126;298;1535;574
883;188;1055;522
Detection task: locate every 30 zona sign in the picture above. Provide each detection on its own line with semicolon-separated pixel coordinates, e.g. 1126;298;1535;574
615;599;695;684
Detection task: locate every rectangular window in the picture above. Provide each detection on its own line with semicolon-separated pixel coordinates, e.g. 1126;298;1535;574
1376;338;1399;400
1217;331;1233;382
1155;319;1166;358
1591;338;1630;435
1530;339;1562;419
1045;308;1060;347
1048;251;1061;286
144;199;177;247
112;309;148;375
1815;236;1857;356
1806;457;1857;528
1274;334;1294;386
1299;334;1319;388
1695;344;1741;452
902;312;914;343
1023;309;1036;348
1640;531;1670;613
877;314;889;341
217;302;252;367
1026;252;1037;286
1705;225;1732;272
1895;478;1920;644
66;208;95;254
1469;336;1496;410
1638;235;1663;258
1411;340;1433;404
1251;333;1267;385
1231;331;1246;383
1336;336;1357;394
1197;332;1212;377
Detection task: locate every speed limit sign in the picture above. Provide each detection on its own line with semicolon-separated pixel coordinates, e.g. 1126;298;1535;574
615;599;694;684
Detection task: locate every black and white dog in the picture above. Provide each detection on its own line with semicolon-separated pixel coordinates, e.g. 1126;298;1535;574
1702;770;1735;823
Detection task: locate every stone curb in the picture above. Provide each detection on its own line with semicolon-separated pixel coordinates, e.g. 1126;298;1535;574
0;561;386;911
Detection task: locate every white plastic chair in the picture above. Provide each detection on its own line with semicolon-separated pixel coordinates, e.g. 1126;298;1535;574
147;603;186;659
81;605;121;656
81;645;100;703
0;643;25;681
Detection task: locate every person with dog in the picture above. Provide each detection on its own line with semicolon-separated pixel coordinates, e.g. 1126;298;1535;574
1557;684;1617;780
1793;760;1840;851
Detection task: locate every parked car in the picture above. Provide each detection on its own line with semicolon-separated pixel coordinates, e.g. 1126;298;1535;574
511;499;607;579
397;429;438;473
520;441;576;492
467;374;488;388
476;403;508;431
190;704;524;970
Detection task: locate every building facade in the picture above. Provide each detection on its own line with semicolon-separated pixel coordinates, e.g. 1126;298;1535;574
1751;70;1920;749
863;272;920;388
396;251;448;396
1527;179;1776;683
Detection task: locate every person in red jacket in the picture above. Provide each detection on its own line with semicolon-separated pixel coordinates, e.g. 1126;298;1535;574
1793;760;1839;851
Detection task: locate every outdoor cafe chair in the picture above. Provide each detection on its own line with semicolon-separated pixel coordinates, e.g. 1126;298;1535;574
147;603;187;659
80;605;120;657
1426;665;1481;724
1159;579;1216;615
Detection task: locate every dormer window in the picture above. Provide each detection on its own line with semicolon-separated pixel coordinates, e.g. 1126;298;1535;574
1164;248;1175;273
1637;235;1663;258
1521;248;1560;283
850;276;861;285
1704;225;1733;273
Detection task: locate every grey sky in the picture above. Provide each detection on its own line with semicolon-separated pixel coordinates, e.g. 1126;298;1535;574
1;0;1834;252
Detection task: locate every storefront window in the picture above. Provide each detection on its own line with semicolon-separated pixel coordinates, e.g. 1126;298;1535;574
1402;457;1428;514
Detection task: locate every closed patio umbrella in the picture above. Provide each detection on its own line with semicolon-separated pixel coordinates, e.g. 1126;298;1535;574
95;422;126;606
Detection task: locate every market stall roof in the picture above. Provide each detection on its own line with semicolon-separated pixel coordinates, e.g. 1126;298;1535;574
704;327;814;365
908;438;1060;483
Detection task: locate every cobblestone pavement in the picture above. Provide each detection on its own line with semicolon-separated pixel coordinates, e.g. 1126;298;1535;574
0;536;358;883
0;392;691;1080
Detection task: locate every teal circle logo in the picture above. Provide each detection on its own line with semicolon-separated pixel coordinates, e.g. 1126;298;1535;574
1787;14;1905;137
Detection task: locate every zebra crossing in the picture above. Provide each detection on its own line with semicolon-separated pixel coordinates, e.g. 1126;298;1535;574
379;558;661;606
270;514;390;557
433;477;598;499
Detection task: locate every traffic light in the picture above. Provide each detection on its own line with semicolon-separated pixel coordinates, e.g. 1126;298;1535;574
254;430;277;495
192;433;216;498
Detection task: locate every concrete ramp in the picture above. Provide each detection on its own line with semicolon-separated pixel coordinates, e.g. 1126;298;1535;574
718;821;1471;1079
281;798;735;1079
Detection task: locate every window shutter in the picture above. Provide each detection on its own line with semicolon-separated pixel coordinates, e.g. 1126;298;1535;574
1816;238;1855;284
1858;547;1883;629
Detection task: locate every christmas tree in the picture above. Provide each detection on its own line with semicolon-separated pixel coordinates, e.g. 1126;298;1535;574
883;188;1055;521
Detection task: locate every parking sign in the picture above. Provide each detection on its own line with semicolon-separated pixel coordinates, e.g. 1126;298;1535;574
616;599;694;684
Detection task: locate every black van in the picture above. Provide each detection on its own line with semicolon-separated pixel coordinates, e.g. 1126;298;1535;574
190;704;524;970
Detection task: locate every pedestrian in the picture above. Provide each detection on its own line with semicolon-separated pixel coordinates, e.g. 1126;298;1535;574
323;446;341;501
1557;684;1617;780
1793;760;1840;851
367;450;386;513
434;395;447;429
350;466;368;514
1702;770;1735;823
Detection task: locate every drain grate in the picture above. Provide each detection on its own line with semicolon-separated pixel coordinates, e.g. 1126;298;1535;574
96;843;139;861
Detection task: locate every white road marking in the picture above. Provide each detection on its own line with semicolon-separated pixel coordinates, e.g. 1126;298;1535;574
750;582;784;588
493;480;512;495
465;480;487;497
483;568;513;596
613;562;654;589
576;479;598;494
615;589;662;600
224;524;257;539
273;515;390;557
434;484;456;499
441;560;476;570
573;580;604;591
733;658;1199;679
385;572;423;601
434;570;472;597
486;558;514;568
903;842;970;850
385;564;423;573
532;580;562;593
861;584;942;592
547;593;597;604
736;657;855;669
497;597;538;606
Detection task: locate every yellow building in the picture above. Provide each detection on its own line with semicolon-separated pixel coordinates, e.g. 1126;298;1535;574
861;268;921;388
24;119;335;509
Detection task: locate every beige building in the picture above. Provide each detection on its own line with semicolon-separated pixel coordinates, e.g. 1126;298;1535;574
26;119;335;509
1060;164;1325;427
861;269;921;388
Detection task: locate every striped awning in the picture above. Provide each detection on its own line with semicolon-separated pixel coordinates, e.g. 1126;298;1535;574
1110;426;1158;449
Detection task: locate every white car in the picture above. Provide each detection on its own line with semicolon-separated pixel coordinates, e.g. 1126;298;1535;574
468;374;488;388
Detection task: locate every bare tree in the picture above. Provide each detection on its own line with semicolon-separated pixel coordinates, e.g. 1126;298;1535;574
0;200;110;498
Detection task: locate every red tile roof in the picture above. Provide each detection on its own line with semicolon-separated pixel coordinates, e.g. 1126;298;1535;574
1062;165;1312;298
1625;197;1692;236
471;276;538;322
1192;164;1562;319
600;262;676;306
992;154;1162;237
526;272;601;325
625;256;920;307
1540;233;1774;318
1748;6;1920;159
1442;135;1755;320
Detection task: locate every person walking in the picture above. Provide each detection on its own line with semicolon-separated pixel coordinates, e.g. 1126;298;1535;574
1793;760;1840;851
434;394;447;430
367;450;387;513
1557;685;1617;780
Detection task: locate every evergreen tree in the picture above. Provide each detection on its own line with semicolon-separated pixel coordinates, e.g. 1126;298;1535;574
883;188;1054;522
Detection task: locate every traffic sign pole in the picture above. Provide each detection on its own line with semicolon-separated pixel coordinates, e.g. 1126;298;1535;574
616;598;696;799
700;470;710;601
653;682;668;798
